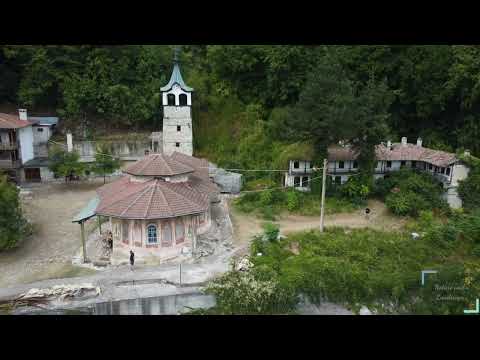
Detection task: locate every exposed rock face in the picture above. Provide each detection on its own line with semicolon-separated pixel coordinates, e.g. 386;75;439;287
17;283;101;303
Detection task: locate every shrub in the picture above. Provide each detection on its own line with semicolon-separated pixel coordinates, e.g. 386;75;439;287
286;190;300;211
380;169;448;217
259;189;274;206
0;175;30;251
263;222;280;242
203;269;297;315
340;176;370;204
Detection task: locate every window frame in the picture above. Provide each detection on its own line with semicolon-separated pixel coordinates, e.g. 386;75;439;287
338;161;345;169
177;125;181;132
301;176;309;187
147;224;158;244
386;161;392;168
293;176;301;187
293;161;300;169
352;160;358;169
175;142;180;148
179;93;188;106
167;94;176;106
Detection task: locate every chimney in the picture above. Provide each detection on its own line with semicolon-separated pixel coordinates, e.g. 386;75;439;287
18;109;28;121
401;137;408;146
387;140;392;149
66;132;73;153
464;149;471;157
417;138;423;147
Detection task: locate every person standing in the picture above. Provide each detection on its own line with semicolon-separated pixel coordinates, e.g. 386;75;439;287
130;250;135;271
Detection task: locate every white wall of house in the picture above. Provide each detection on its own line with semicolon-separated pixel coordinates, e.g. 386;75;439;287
328;160;359;173
32;125;51;145
443;187;463;209
450;163;470;187
18;126;34;164
284;173;311;191
289;160;313;174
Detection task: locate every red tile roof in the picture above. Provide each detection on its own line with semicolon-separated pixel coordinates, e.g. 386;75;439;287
375;143;457;167
327;143;458;167
124;153;195;177
170;151;210;180
96;151;220;220
96;177;211;219
0;113;35;129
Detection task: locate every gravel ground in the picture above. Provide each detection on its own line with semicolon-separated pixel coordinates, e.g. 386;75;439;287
0;181;103;287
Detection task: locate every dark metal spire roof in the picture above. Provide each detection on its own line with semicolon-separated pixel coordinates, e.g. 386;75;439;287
161;47;194;92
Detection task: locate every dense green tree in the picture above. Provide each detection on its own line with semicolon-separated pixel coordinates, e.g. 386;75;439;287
282;53;393;175
0;174;29;251
48;146;85;181
91;144;121;184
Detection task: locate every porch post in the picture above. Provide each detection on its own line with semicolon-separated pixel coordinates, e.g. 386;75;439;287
98;216;102;235
80;220;87;263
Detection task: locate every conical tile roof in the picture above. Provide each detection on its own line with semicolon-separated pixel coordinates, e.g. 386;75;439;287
96;178;209;219
124;153;195;177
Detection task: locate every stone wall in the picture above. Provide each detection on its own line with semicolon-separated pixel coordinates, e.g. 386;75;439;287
163;106;193;156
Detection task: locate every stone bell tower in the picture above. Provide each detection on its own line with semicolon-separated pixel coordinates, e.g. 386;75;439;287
161;47;194;156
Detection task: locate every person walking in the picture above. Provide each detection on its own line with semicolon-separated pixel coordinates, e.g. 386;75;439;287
130;250;135;271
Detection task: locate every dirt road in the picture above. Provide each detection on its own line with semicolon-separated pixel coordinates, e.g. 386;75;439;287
0;182;101;287
229;199;406;251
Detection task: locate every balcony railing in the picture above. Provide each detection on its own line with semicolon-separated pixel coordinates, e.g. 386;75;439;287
0;159;21;168
0;143;17;151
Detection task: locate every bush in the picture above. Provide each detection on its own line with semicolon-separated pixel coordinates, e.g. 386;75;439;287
286;190;300;211
203;270;297;315
0;175;30;251
378;169;448;217
385;191;429;217
340;176;370;205
263;222;280;242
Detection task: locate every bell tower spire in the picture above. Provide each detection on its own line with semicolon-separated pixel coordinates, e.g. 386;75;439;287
161;46;194;156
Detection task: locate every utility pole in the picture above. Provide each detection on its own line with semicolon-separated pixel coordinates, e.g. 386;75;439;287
320;158;328;233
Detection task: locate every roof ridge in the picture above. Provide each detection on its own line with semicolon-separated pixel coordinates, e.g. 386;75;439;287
119;182;155;217
165;182;206;208
144;179;158;218
99;179;150;213
162;155;173;175
155;180;175;218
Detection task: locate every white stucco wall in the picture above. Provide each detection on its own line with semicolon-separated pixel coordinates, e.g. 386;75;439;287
328;160;359;173
289;160;313;174
18;126;34;164
284;173;311;191
162;87;192;106
450;163;470;187
32;125;51;145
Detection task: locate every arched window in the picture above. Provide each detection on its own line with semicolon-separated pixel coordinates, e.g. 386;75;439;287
147;224;157;244
162;222;173;247
175;221;185;244
167;94;176;106
179;93;188;106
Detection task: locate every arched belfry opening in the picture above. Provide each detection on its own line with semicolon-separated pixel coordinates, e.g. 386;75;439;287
161;46;194;156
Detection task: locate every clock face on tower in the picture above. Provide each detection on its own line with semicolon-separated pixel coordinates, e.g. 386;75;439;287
173;84;180;91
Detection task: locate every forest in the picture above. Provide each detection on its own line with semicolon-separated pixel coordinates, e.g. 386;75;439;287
1;45;480;172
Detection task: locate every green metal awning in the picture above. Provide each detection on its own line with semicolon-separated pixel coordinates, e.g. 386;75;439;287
72;196;100;223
